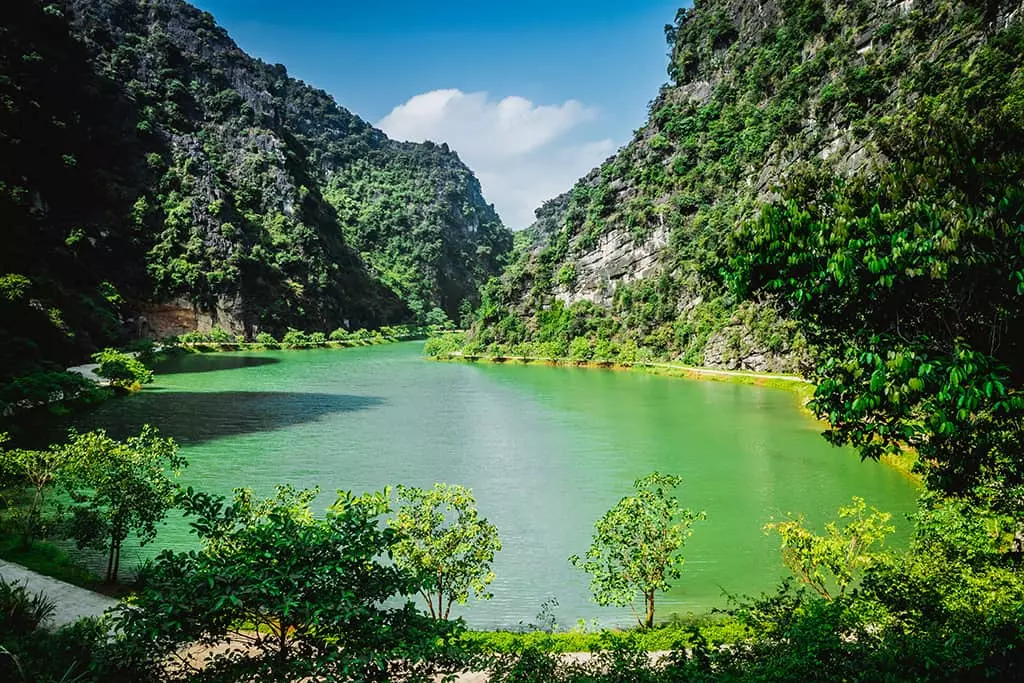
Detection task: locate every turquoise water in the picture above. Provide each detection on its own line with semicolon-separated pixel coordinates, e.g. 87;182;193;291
69;342;919;628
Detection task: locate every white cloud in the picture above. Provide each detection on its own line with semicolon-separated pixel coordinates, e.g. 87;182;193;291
378;89;615;230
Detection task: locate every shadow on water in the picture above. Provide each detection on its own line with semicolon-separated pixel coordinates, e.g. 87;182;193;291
42;391;384;447
154;354;281;375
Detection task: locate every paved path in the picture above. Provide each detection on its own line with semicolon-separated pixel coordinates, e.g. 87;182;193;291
65;362;108;384
0;560;118;628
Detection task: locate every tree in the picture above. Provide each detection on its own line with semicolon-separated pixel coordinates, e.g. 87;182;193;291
0;445;67;548
570;472;705;628
765;496;895;600
389;483;502;620
91;348;153;390
727;92;1024;509
112;485;464;682
59;426;184;582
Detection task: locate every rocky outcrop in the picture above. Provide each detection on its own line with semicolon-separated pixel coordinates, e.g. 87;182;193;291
554;225;670;307
136;297;246;339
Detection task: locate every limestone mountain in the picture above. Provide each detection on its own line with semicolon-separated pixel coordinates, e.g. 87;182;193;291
0;0;511;381
472;0;1023;373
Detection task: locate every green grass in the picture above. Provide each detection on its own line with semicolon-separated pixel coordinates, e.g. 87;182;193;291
0;535;100;589
462;615;748;653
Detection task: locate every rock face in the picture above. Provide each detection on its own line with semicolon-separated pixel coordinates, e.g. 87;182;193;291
474;0;1024;370
0;0;511;379
137;298;246;339
554;225;670;307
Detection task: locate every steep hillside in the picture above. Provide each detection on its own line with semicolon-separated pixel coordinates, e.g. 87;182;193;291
471;0;1023;373
0;0;510;381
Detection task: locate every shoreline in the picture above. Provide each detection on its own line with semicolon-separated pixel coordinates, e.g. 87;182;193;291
434;349;814;400
167;333;425;354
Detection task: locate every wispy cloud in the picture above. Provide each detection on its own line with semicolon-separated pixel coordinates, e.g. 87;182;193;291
378;89;615;229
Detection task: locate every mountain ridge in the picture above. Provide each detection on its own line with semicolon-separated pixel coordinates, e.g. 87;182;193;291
472;0;1023;373
0;0;511;382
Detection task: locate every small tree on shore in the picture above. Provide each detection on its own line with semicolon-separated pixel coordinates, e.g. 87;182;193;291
0;445;68;548
765;496;895;600
390;483;502;620
60;426;184;582
571;472;705;628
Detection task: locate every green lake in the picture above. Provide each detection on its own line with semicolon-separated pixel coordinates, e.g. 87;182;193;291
69;341;919;629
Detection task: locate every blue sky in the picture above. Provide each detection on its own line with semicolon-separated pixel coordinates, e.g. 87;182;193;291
190;0;688;228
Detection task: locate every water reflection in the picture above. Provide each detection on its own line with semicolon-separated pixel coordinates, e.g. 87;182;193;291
69;391;385;445
155;354;281;375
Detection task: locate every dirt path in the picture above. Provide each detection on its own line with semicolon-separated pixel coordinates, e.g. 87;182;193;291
0;560;118;628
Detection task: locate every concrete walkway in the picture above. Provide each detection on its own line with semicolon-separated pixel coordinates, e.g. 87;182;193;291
65;362;108;384
0;560;118;628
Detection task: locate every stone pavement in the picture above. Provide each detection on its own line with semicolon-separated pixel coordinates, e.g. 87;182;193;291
0;559;118;628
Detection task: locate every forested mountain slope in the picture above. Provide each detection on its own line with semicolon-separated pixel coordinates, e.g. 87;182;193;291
472;0;1023;373
0;0;511;382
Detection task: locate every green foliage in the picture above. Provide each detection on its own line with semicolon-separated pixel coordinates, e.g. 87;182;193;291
325;142;511;323
0;578;55;637
0;579;113;683
571;473;705;628
0;445;67;548
91;348;153;390
0;371;110;420
424;306;453;329
253;331;278;348
390;483;502;620
280;328;310;349
765;496;895;600
728;71;1024;505
111;485;466;681
424;331;467;358
59;426;185;582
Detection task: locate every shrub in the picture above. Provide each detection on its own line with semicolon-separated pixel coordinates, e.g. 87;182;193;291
208;326;233;344
568;337;593;361
176;331;209;344
91;348;153;390
281;328;309;348
424;332;466;357
0;579;55;637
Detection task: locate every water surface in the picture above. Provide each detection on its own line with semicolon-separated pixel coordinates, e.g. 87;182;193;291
71;342;918;628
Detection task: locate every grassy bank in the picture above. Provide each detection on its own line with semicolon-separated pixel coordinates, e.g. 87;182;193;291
0;536;100;590
463;616;746;653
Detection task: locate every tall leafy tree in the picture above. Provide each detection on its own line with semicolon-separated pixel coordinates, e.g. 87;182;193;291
389;483;502;620
0;445;67;548
729;86;1024;509
59;426;185;582
112;485;465;682
570;472;705;628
